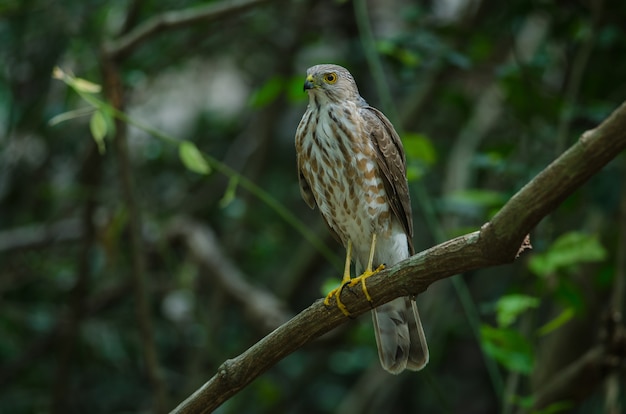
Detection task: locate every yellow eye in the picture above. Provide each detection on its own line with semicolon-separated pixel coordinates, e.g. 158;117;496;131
324;73;337;84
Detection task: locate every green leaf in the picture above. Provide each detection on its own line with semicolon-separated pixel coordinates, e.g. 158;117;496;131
90;110;107;154
496;294;540;328
403;132;437;165
531;400;575;414
53;66;101;93
554;279;587;314
179;141;210;175
249;76;284;108
447;189;508;209
480;324;534;374
528;232;607;277
509;394;535;409
406;164;424;182
49;107;95;126
286;75;308;103
537;307;575;336
321;277;341;297
376;40;421;67
72;77;102;93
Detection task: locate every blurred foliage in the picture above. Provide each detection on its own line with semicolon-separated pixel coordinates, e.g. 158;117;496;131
1;0;625;413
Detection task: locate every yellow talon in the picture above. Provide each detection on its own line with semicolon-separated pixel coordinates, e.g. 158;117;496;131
324;240;354;316
324;285;350;316
323;234;382;315
348;263;385;302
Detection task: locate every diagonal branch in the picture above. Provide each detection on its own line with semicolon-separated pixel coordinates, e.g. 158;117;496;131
171;101;626;413
167;217;292;333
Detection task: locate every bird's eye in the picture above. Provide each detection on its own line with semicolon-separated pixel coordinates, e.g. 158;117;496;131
324;73;337;84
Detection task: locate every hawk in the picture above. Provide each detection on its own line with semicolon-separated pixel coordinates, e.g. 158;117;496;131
295;64;429;374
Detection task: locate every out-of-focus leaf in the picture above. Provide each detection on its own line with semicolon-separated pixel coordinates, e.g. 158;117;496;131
447;189;507;209
496;294;540;328
321;277;341;297
249;76;284;108
555;279;587;314
376;40;421;67
403;132;437;165
537;307;575;336
406;164;423;182
254;377;282;406
287;75;308;103
48;107;94;126
467;34;494;63
179;141;210;175
532;401;575;414
480;324;534;374
510;394;535;409
73;77;102;93
528;232;607;277
53;66;102;93
90;110;107;153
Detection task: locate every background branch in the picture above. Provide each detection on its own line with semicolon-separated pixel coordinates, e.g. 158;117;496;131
102;56;168;412
0;218;82;252
171;101;626;413
104;0;276;59
532;325;626;411
167;217;292;334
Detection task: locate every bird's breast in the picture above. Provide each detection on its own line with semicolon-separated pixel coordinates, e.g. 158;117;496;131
298;105;391;247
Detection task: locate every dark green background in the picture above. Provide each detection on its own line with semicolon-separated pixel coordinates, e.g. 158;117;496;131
1;0;624;413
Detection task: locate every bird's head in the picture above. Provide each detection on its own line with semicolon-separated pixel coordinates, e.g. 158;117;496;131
303;64;363;105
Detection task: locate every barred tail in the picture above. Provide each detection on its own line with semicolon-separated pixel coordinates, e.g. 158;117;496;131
372;297;429;374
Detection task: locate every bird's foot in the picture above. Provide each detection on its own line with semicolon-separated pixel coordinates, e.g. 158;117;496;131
347;264;385;302
323;264;385;316
324;284;351;316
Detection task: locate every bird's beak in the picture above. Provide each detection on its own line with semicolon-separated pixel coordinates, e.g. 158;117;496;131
303;74;315;91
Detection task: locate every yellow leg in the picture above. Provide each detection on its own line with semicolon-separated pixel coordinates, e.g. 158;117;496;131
347;233;385;301
324;240;352;316
323;235;385;316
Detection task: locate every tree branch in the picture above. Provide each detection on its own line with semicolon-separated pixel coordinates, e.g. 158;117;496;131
532;319;626;411
102;56;168;411
0;218;82;252
104;0;275;60
167;217;292;334
171;101;626;413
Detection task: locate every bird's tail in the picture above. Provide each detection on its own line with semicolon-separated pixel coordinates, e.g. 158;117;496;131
372;297;429;374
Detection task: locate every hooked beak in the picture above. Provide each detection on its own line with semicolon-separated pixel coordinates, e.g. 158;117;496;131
303;74;315;91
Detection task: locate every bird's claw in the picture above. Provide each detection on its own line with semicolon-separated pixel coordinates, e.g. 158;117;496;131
324;285;351;316
347;264;385;302
324;263;385;316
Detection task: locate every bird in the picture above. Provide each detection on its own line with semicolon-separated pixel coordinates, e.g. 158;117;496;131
295;63;429;374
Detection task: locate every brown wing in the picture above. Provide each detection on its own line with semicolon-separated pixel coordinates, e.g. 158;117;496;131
361;106;415;255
